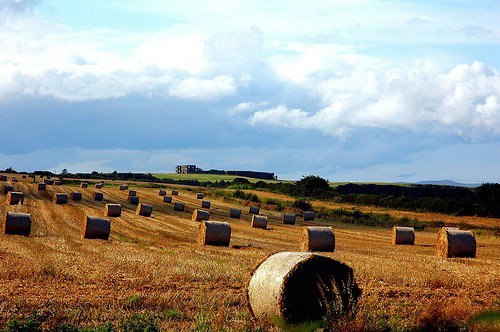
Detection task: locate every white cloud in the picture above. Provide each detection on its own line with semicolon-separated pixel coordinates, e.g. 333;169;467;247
168;75;237;100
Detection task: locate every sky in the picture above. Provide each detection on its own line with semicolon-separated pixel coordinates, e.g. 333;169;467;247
0;0;499;182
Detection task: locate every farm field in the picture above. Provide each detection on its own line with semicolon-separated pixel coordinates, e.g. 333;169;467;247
0;176;499;331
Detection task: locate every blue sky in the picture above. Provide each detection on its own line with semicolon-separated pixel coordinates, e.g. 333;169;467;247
0;0;499;182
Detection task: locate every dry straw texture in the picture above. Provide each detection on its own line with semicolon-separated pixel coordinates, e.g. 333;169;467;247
54;193;68;204
436;227;476;258
37;183;46;190
173;202;185;212
7;192;24;205
301;226;335;252
303;211;315;221
392;226;415;245
136;203;153;217
4;212;31;236
283;213;296;225
171;190;179;196
83;216;110;240
163;196;172;203
201;200;211;209
197;193;204;199
251;215;267;229
128;195;139;205
247;252;360;325
198;220;231;247
192;209;210;222
159;189;166;196
80;182;88;188
93;192;104;201
71;192;82;201
230;208;241;218
105;204;122;217
249;206;260;215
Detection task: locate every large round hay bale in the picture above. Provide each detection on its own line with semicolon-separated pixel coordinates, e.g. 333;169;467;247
80;182;88;188
119;184;127;190
105;204;122;217
71;192;82;201
37;183;46;191
283;214;296;225
198;220;231;247
4;212;31;236
136;203;153;217
54;193;68;204
54;180;61;185
174;202;185;212
392;226;415;245
251;215;267;229
301;226;335;252
2;184;14;194
436;228;476;258
11;178;18;183
83;216;110;240
201;200;211;209
249;206;260;215
230;208;241;218
247;252;361;325
128;190;137;197
303;211;315;221
95;183;103;189
171;189;179;196
128;195;139;205
196;193;204;199
163;196;172;203
159;189;166;196
94;192;104;201
192;209;209;222
7;192;24;205
0;175;7;181
44;179;54;185
22;175;27;179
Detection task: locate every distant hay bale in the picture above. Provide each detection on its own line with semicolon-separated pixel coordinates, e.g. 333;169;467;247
163;196;172;203
95;183;103;189
198;221;231;247
54;193;68;204
230;208;241;218
7;192;24;205
54;180;61;185
44;179;54;185
83;216;110;240
11;178;18;183
436;227;476;258
283;214;296;225
80;182;88;188
128;195;139;205
4;212;31;236
173;202;185;212
136;203;153;217
93;192;104;201
37;183;46;191
2;184;14;194
196;193;204;199
105;203;122;217
251;215;267;229
128;190;136;197
47;176;51;179
192;209;210;222
301;227;335;252
22;175;27;179
159;189;166;196
392;226;415;245
303;211;315;221
71;192;82;201
171;190;179;196
0;175;7;181
249;206;260;215
119;184;127;190
246;252;361;325
201;200;211;209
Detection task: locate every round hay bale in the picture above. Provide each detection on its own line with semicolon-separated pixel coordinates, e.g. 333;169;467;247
119;184;127;190
4;212;31;236
392;226;415;245
2;184;14;194
37;183;46;191
303;211;315;221
301;226;335;252
128;195;139;205
163;196;172;203
192;209;210;222
71;192;82;201
436;228;476;258
251;215;267;229
249;206;260;215
83;216;110;240
11;178;18;183
93;192;104;201
54;180;61;185
230;208;241;218
247;252;361;325
105;204;122;217
201;200;211;209
159;189;166;196
171;189;179;196
22;175;27;179
44;179;54;185
95;183;103;189
136;203;153;217
0;175;7;181
54;193;68;204
173;202;185;212
7;192;24;205
80;182;88;188
128;190;137;197
196;193;204;199
283;214;296;225
198;221;231;247
46;176;51;179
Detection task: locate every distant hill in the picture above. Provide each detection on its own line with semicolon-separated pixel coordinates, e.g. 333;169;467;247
416;180;482;188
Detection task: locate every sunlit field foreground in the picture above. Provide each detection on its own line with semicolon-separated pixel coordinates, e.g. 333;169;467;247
0;178;499;331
